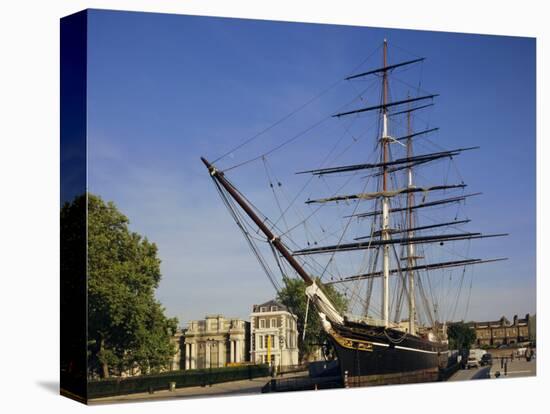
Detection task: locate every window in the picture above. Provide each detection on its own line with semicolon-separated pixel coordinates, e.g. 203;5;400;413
271;306;278;311
262;335;275;349
260;319;266;328
270;318;277;328
260;306;267;312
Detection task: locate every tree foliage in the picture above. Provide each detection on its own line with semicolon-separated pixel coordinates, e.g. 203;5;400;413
277;277;348;361
447;322;477;350
62;193;178;378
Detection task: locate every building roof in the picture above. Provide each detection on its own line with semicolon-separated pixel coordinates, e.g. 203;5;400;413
252;299;290;313
463;314;531;328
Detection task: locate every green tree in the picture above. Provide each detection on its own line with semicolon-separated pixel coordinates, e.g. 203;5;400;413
447;322;477;350
62;193;178;379
277;277;348;362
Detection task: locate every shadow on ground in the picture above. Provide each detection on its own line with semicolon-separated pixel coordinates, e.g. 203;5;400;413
37;380;59;394
471;367;491;379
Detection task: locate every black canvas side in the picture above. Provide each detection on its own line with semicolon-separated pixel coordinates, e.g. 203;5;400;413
60;9;88;404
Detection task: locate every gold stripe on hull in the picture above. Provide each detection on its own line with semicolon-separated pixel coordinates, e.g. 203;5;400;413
328;328;374;352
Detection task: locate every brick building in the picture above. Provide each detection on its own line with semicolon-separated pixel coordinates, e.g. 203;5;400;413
466;314;534;347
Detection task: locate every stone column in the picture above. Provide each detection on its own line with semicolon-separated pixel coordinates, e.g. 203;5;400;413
185;343;190;370
205;342;211;368
218;340;224;367
230;340;234;363
191;343;197;369
235;339;241;363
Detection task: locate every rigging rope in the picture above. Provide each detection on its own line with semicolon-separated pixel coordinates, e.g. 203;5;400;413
212;176;282;293
212;78;343;164
262;157;290;233
318;171;374;283
215;43;384;169
222;79;378;173
363;246;380;316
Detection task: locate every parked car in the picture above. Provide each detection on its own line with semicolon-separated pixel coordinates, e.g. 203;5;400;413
480;353;493;366
515;347;527;357
466;356;479;369
469;348;486;361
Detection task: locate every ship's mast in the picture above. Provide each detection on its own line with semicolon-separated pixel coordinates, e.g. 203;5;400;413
381;39;390;327
406;99;417;335
205;39;508;336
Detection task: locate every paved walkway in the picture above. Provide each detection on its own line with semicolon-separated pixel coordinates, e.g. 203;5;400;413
449;357;536;382
89;371;307;404
449;366;490;381
489;357;536;379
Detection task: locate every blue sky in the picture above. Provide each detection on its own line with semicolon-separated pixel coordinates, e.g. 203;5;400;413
86;9;535;326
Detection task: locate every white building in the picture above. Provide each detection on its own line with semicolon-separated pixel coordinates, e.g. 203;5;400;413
183;315;249;370
170;329;184;371
250;300;299;368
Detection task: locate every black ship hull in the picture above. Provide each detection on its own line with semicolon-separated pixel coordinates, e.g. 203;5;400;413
327;320;448;386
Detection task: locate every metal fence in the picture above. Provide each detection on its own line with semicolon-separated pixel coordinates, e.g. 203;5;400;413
88;364;269;399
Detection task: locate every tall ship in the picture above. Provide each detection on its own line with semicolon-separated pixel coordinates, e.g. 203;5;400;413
201;40;507;386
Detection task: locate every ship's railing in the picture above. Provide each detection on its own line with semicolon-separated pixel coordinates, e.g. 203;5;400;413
345;314;400;328
276;364;308;375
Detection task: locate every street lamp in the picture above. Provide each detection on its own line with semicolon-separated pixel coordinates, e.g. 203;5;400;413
279;334;285;375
